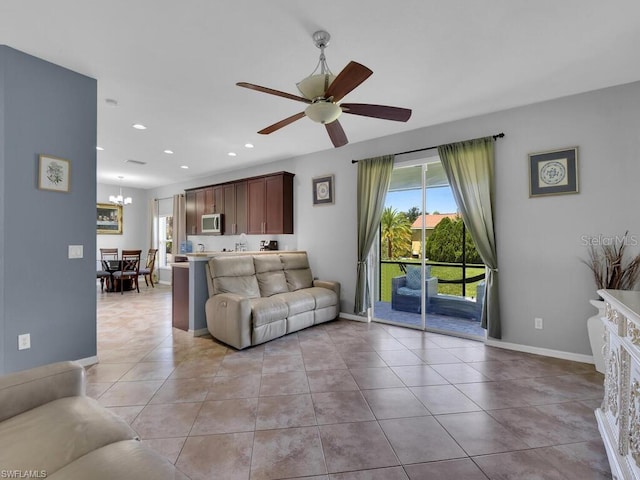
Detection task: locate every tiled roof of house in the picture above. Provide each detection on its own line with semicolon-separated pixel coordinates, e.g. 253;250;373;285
411;213;458;229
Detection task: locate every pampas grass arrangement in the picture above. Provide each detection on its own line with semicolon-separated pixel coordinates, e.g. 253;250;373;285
583;231;640;290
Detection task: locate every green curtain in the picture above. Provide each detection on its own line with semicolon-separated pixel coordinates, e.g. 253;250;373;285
438;137;501;338
355;155;395;315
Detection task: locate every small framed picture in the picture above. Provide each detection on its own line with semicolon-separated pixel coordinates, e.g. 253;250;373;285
38;154;70;192
312;174;334;205
97;203;123;235
528;147;578;197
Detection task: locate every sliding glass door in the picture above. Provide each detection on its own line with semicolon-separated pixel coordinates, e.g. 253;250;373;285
372;156;486;339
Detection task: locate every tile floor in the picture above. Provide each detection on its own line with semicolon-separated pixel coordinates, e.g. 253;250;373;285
89;284;612;479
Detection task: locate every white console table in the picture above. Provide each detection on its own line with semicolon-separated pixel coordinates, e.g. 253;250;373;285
597;289;640;480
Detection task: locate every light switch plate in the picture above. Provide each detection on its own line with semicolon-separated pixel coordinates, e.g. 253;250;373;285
18;333;30;350
68;245;83;259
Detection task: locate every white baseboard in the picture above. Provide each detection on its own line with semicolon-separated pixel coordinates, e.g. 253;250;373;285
485;338;594;364
76;355;99;367
339;312;369;322
190;328;210;337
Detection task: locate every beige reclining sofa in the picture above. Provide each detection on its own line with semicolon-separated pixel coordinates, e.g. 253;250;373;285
205;252;340;349
0;361;185;479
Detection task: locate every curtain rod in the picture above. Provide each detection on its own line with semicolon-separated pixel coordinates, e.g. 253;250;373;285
350;132;505;164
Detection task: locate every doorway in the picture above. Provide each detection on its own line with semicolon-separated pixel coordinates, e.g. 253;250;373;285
372;156;486;340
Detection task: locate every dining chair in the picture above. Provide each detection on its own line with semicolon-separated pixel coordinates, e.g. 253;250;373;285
112;250;141;294
97;248;118;292
138;248;158;288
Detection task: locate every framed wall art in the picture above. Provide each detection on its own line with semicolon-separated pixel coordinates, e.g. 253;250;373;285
312;174;334;205
97;203;123;234
38;154;70;192
528;147;578;197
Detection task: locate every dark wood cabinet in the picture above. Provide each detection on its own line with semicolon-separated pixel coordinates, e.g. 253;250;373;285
247;177;266;234
248;172;294;234
186;190;197;235
185;172;293;236
212;186;224;214
223;181;248;235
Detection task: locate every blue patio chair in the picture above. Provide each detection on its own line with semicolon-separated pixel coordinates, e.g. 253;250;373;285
391;265;439;313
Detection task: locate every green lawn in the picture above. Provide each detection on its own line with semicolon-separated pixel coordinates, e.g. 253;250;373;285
379;261;484;302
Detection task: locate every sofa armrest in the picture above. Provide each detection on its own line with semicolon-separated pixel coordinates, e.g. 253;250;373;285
0;361;85;422
313;279;340;298
205;293;253;349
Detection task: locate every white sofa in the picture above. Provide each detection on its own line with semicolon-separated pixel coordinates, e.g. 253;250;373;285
205;252;340;349
0;361;186;479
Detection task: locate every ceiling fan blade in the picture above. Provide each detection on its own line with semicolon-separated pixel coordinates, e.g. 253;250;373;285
341;103;412;122
258;112;306;135
324;61;373;102
236;82;311;104
325;120;348;148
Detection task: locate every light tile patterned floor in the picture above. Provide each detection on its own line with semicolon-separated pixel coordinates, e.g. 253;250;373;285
89;284;612;479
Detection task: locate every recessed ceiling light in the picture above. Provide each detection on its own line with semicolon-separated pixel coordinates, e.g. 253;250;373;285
96;146;104;151
132;124;147;130
244;143;254;149
164;149;174;154
180;165;189;169
228;152;237;157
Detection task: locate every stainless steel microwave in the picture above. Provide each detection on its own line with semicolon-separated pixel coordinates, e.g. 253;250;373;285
201;213;222;233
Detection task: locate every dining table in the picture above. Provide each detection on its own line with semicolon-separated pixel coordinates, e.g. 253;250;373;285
101;259;135;292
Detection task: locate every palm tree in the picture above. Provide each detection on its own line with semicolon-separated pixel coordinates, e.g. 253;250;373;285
380;207;413;259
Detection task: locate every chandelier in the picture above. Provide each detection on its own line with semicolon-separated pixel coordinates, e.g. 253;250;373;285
109;186;132;205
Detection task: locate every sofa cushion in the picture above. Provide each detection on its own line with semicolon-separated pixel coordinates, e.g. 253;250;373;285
253;255;283;273
254;255;289;296
257;271;289;297
405;266;421;290
214;276;261;299
273;290;316;315
284;269;313;291
281;253;314;291
0;396;136;475
48;440;188;480
250;296;289;327
280;252;310;270
210;255;255;277
304;286;339;309
397;286;422;297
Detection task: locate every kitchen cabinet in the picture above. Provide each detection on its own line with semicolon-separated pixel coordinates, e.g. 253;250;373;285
186;190;197;235
597;289;640;479
223;181;247;235
185;171;293;236
212;186;224;214
247;172;293;234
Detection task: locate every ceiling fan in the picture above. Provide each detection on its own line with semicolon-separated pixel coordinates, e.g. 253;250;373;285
237;30;412;148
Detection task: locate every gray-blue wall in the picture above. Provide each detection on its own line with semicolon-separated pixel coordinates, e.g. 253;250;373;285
0;45;97;374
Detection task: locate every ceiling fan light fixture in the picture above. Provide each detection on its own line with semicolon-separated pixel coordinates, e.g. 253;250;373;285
296;73;335;100
305;102;342;124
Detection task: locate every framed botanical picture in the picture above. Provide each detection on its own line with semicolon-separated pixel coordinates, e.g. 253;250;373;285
38;154;70;192
97;203;123;235
312;174;334;205
528;147;578;197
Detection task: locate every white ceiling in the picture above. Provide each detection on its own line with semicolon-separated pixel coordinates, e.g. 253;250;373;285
2;1;640;189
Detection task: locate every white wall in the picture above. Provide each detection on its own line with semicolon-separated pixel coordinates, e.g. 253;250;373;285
96;183;150;262
146;80;640;357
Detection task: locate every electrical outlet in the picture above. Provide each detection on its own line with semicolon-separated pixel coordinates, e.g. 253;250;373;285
18;333;31;350
534;317;543;330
